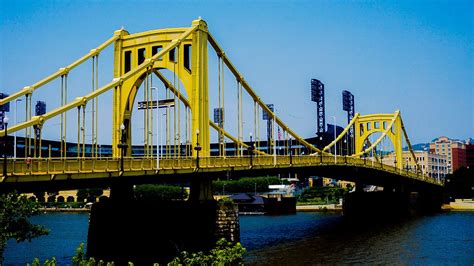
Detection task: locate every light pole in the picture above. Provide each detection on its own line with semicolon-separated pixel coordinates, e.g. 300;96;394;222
289;137;293;165
222;183;226;195
14;99;21;159
119;123;126;172
151;87;159;170
331;116;337;164
249;132;254;166
3;116;9;177
194;129;201;168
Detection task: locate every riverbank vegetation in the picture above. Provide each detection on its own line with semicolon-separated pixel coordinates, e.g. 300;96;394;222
28;238;246;266
214;176;287;194
134;184;188;201
297;186;349;205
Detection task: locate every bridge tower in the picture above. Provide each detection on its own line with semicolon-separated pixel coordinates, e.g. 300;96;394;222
111;18;210;157
354;111;403;170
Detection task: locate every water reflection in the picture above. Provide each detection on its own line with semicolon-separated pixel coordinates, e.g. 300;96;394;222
242;212;474;265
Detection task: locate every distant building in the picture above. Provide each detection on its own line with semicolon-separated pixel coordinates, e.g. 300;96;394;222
466;138;474;169
386;151;447;181
429;136;466;173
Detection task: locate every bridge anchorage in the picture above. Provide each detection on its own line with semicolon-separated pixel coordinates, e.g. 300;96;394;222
0;18;443;264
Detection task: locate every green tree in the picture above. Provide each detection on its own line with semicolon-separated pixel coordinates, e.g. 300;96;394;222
0;192;49;264
214;176;286;194
135;184;188;201
29;239;245;265
77;188;104;202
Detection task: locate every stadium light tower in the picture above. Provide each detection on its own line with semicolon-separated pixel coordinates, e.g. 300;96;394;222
342;90;355;154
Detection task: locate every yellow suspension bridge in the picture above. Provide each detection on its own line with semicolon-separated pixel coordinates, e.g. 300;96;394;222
0;18;442;196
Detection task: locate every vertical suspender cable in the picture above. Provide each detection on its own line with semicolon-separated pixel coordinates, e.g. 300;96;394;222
95;55;99;157
149;69;153;157
172;50;178;159
257;105;260;154
218;57;222;156
150;69;154;157
64;74;68;157
177;46;181;158
60;76;64;158
236;80;240;156
146;68;151;157
91;56;95;157
166;87;170;158
221;57;225;158
25;94;29;157
254;101;257;155
77;107;80;158
185;106;188;157
144;69;148;157
27;94;32;157
82;104;86;158
240;81;243;157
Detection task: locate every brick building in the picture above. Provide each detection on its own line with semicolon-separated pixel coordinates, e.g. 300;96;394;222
465;138;473;169
430;136;466;174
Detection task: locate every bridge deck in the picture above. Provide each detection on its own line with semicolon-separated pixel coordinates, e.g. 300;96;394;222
1;156;442;187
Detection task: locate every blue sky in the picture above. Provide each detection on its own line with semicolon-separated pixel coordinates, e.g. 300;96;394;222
0;0;472;145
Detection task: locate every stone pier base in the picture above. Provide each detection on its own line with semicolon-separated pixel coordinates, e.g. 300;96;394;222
87;199;240;265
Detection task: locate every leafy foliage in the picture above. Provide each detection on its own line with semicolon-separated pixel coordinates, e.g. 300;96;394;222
29;239;245;265
214;176;287;194
169;238;246;265
0;192;49;263
134;184;188;201
298;186;349;204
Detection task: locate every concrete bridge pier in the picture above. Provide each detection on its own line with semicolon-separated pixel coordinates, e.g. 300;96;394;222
343;185;443;219
109;182;134;202
189;177;214;204
87;178;238;264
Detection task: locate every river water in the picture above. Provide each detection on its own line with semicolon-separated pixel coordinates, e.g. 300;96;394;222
4;211;474;265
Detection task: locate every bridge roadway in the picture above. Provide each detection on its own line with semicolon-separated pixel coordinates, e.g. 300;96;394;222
0;155;442;192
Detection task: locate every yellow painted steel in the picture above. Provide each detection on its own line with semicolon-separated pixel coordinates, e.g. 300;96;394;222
207;33;322;155
0;18;433;188
111;19;207;157
153;69;268;156
0;156;443;187
0;35;118;107
353;111;404;170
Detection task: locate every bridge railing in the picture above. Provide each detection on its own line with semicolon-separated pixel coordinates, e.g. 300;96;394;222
0;155;442;185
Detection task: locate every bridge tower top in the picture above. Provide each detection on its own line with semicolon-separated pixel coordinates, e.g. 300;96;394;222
111;18;210;157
